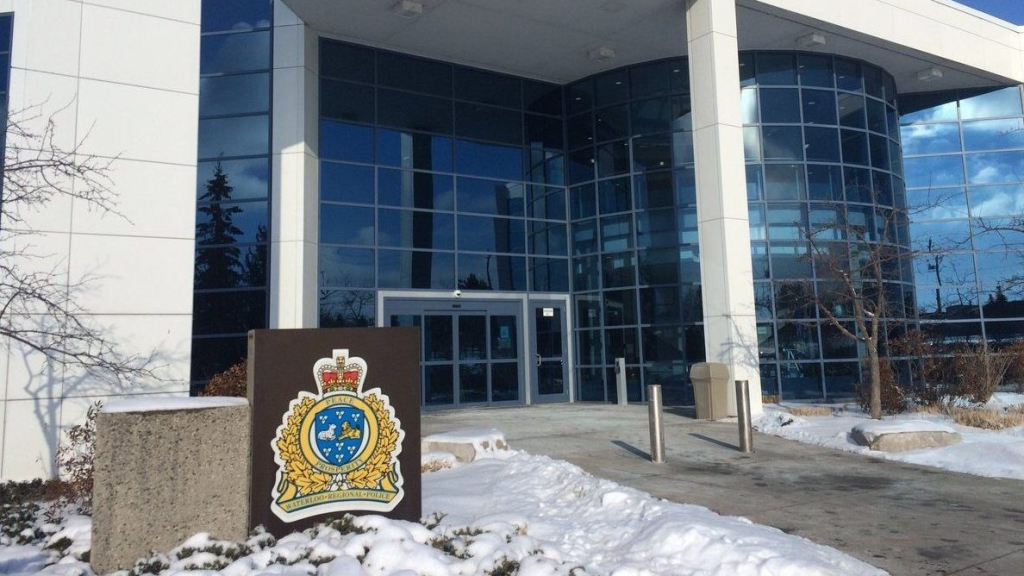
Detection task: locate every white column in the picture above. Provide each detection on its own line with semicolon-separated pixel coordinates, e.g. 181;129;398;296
686;0;763;415
269;0;319;329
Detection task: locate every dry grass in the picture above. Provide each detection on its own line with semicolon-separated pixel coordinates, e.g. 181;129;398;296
911;404;1024;430
762;395;780;405
788;406;834;417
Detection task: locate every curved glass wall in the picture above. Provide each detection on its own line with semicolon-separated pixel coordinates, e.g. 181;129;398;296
317;39;568;328
900;86;1024;346
566;59;704;405
740;52;912;400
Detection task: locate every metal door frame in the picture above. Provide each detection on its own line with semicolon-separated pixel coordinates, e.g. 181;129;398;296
379;291;574;406
527;298;571;404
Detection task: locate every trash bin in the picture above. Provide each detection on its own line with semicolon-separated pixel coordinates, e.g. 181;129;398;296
690;362;730;420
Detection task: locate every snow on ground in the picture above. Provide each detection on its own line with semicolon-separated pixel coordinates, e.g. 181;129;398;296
756;393;1024;480
1;450;888;576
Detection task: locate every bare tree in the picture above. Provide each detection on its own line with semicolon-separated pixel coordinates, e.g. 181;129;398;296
1;103;162;389
800;200;911;419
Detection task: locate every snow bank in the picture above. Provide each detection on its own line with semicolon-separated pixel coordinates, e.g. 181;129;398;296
756;408;1024;480
422;428;508;462
425;453;887;576
101;397;247;414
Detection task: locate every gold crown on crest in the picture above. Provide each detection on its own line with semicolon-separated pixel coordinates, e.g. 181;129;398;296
314;349;367;395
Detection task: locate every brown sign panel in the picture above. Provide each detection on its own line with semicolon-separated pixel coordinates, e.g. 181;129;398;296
247;328;421;536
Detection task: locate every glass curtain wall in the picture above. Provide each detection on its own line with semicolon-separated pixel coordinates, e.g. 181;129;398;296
741;52;911;400
566;59;703;405
0;14;12;175
317;39;568;328
900;86;1024;345
191;0;273;391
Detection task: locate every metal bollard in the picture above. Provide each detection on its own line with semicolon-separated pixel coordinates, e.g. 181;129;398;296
615;357;628;406
647;384;665;463
736;380;754;453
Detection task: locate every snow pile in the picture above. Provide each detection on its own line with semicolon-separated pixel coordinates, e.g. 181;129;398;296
421;451;458;473
101;397;247;414
850;420;957;444
425;452;885;576
1;451;889;576
756;407;1024;479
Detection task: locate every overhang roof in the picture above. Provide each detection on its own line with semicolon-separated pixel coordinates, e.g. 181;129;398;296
281;0;1024;93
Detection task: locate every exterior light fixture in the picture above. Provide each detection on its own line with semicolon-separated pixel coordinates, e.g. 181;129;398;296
917;66;943;82
393;0;423;18
588;46;617;62
796;32;826;49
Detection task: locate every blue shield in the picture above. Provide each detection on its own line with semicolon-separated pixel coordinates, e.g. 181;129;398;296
312;404;366;466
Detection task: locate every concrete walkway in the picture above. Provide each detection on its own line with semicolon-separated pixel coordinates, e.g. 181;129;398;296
423;404;1024;576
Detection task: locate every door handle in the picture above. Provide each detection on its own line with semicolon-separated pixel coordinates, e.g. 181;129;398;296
536;353;541;368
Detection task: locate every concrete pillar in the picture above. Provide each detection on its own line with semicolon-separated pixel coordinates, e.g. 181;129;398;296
685;0;763;415
269;0;319;329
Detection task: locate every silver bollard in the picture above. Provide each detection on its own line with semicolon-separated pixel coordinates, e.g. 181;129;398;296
615;357;628;406
648;384;665;463
736;380;754;453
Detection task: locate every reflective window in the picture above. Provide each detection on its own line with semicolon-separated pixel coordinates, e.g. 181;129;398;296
901;123;961;156
802;89;837;125
379;209;454;250
198;115;268;159
454;67;521;108
378;169;454;210
455;140;523;180
320;204;374;246
458;215;525;253
962;119;1024;151
320;121;374;163
200;31;270;74
378;89;453;134
377;129;453;172
457;254;526;291
760;89;801;123
960;87;1022;120
457;177;524;217
757;53;796;85
377;51;451;97
320;78;374;123
320;41;374;83
321;162;374;204
378;250;455;289
762;126;804;161
200;73;270;116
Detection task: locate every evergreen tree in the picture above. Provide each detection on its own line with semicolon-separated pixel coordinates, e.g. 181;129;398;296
194;163;244;289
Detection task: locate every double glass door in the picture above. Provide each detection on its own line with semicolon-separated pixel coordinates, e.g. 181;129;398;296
386;298;569;408
387;300;523;408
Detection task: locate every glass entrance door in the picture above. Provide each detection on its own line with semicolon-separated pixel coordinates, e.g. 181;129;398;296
529;300;569;403
385;299;523;409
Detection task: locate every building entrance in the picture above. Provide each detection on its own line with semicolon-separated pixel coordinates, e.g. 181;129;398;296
384;297;570;408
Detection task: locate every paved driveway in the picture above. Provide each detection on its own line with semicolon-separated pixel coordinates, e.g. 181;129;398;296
423;404;1024;576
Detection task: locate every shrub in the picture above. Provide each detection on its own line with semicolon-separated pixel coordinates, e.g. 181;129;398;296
51;401;100;515
200;361;247;398
891;331;1024;406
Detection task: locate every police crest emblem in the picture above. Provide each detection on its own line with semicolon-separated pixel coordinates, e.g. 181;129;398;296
270;348;405;522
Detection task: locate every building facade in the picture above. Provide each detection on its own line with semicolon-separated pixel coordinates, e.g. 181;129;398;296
4;0;1024;479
